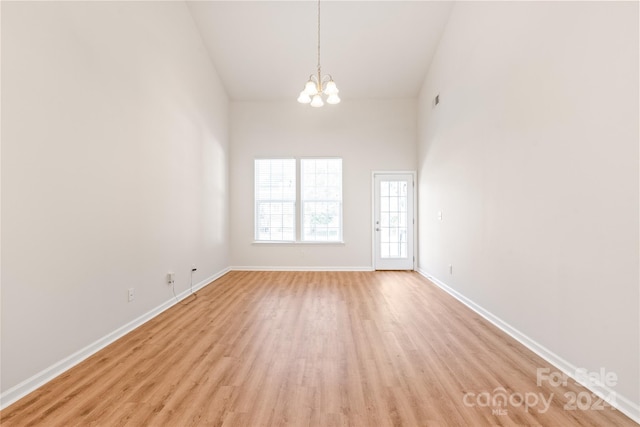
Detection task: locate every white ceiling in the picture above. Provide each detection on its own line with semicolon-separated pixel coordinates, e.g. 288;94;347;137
188;1;453;101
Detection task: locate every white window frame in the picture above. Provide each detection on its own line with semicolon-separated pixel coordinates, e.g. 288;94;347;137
301;158;343;242
254;158;297;242
253;157;344;245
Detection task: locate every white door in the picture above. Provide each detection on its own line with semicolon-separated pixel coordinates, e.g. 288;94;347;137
373;173;415;270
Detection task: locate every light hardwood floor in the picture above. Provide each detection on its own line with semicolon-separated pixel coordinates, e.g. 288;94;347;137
1;271;637;426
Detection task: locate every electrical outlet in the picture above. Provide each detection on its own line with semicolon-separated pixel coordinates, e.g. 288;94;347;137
449;264;453;275
128;288;135;302
191;264;197;272
167;272;175;285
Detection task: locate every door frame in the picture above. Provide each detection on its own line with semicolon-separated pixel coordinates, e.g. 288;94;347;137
371;171;417;270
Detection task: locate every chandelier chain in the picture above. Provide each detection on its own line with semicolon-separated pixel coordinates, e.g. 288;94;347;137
317;0;321;77
297;0;339;106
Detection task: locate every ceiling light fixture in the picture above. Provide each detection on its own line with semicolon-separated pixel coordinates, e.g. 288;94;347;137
297;0;340;107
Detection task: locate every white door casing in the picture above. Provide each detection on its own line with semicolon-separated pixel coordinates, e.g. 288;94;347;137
373;172;415;270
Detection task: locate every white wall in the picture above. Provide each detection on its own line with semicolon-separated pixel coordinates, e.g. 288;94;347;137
418;0;639;416
230;100;416;269
1;1;229;395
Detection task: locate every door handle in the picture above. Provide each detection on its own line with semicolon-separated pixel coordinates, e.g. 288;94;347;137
375;228;380;231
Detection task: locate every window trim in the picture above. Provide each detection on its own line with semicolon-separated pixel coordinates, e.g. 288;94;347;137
300;158;343;243
253;157;344;244
254;158;297;242
251;241;346;246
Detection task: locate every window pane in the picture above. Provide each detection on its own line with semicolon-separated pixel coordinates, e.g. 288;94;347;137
390;181;399;196
254;159;296;241
394;197;401;212
381;212;389;227
381;196;390;212
380;181;389;197
301;159;343;242
379;179;409;259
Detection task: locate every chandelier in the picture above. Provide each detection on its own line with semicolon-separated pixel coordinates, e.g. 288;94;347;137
297;0;340;107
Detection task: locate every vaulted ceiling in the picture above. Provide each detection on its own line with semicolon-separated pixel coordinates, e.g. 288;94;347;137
188;1;453;101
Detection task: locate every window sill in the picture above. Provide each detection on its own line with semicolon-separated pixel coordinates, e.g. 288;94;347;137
252;241;345;246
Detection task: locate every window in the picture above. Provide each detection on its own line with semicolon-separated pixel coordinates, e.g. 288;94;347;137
379;180;408;258
254;159;296;241
301;158;342;242
254;158;343;243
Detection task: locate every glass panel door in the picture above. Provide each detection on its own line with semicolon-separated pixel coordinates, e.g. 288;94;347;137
374;173;414;270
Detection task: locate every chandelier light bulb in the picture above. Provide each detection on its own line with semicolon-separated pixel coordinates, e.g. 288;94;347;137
324;80;339;95
310;94;324;107
304;80;318;96
297;91;312;104
326;93;341;105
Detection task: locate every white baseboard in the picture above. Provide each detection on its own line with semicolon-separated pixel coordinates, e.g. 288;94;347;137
416;268;640;425
229;265;374;272
0;267;231;411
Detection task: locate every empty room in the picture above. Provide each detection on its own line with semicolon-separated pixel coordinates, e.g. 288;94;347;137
1;1;638;426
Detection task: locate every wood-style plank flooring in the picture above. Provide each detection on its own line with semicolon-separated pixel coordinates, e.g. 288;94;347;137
1;271;637;426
